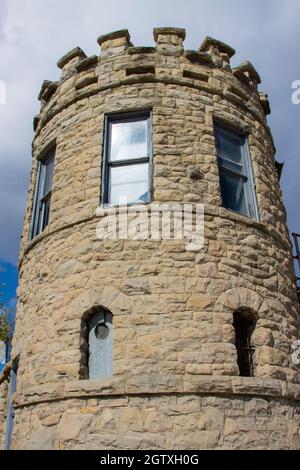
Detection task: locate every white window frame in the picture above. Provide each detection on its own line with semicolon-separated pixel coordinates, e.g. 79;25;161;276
102;111;152;207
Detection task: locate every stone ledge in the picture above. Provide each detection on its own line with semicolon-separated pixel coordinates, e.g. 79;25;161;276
259;92;271;115
40;81;59;102
66;377;125;396
97;29;130;46
233;61;261;86
38;80;52;101
199;36;236;58
33;114;40;131
125;374;183;394
18;200;291;269
13;376;300;409
184;50;214;66
231;377;282;397
153;27;186;41
38;80;59;103
19;214;95;267
183;376;232;394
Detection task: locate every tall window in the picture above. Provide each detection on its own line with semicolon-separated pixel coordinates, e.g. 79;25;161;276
102;111;151;206
214;123;258;219
31;148;55;238
80;308;113;380
233;309;257;377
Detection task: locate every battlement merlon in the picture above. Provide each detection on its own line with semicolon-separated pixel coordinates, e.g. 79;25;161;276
153;27;186;56
57;47;87;78
233;61;262;87
97;29;131;57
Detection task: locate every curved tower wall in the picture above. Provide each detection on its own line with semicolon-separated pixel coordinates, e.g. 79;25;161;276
3;28;300;449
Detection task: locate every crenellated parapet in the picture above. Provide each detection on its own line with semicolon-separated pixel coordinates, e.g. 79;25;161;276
34;27;272;137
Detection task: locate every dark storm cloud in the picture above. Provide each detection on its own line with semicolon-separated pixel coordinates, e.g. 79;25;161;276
0;0;299;264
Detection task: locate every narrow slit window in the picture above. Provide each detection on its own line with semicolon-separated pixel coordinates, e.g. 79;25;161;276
214;123;258;220
233;309;257;377
102;112;151;206
31;148;55;238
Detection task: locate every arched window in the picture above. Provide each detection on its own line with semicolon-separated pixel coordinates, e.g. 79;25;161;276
233;309;257;377
80;308;113;379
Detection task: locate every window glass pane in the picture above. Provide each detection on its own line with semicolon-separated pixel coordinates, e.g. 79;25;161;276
41;193;51;231
43;154;54;196
216;126;244;164
110;119;148;161
31;149;55;238
219;168;248;216
36;163;46;202
88;310;112;379
109;163;149;205
32;164;45;237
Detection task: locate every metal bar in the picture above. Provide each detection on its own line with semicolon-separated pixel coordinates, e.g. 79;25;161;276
109;157;150;166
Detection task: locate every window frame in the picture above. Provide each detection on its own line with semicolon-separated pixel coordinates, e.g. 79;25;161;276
30;147;55;239
214;121;259;221
101;110;152;207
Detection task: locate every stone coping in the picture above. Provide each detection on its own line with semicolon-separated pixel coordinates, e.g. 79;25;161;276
13;375;300;409
38;80;52;101
153;27;186;41
259;92;271;116
233;61;261;85
184;50;214;65
199;36;236;58
97;29;130;46
38;81;59;102
57;47;87;69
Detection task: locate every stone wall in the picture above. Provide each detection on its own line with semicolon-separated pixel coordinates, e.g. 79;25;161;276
10;382;300;450
3;28;300;449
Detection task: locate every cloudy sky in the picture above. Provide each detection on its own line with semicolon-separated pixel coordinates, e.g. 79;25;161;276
0;0;299;305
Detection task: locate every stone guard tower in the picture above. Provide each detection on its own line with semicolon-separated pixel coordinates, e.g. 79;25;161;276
1;27;300;449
